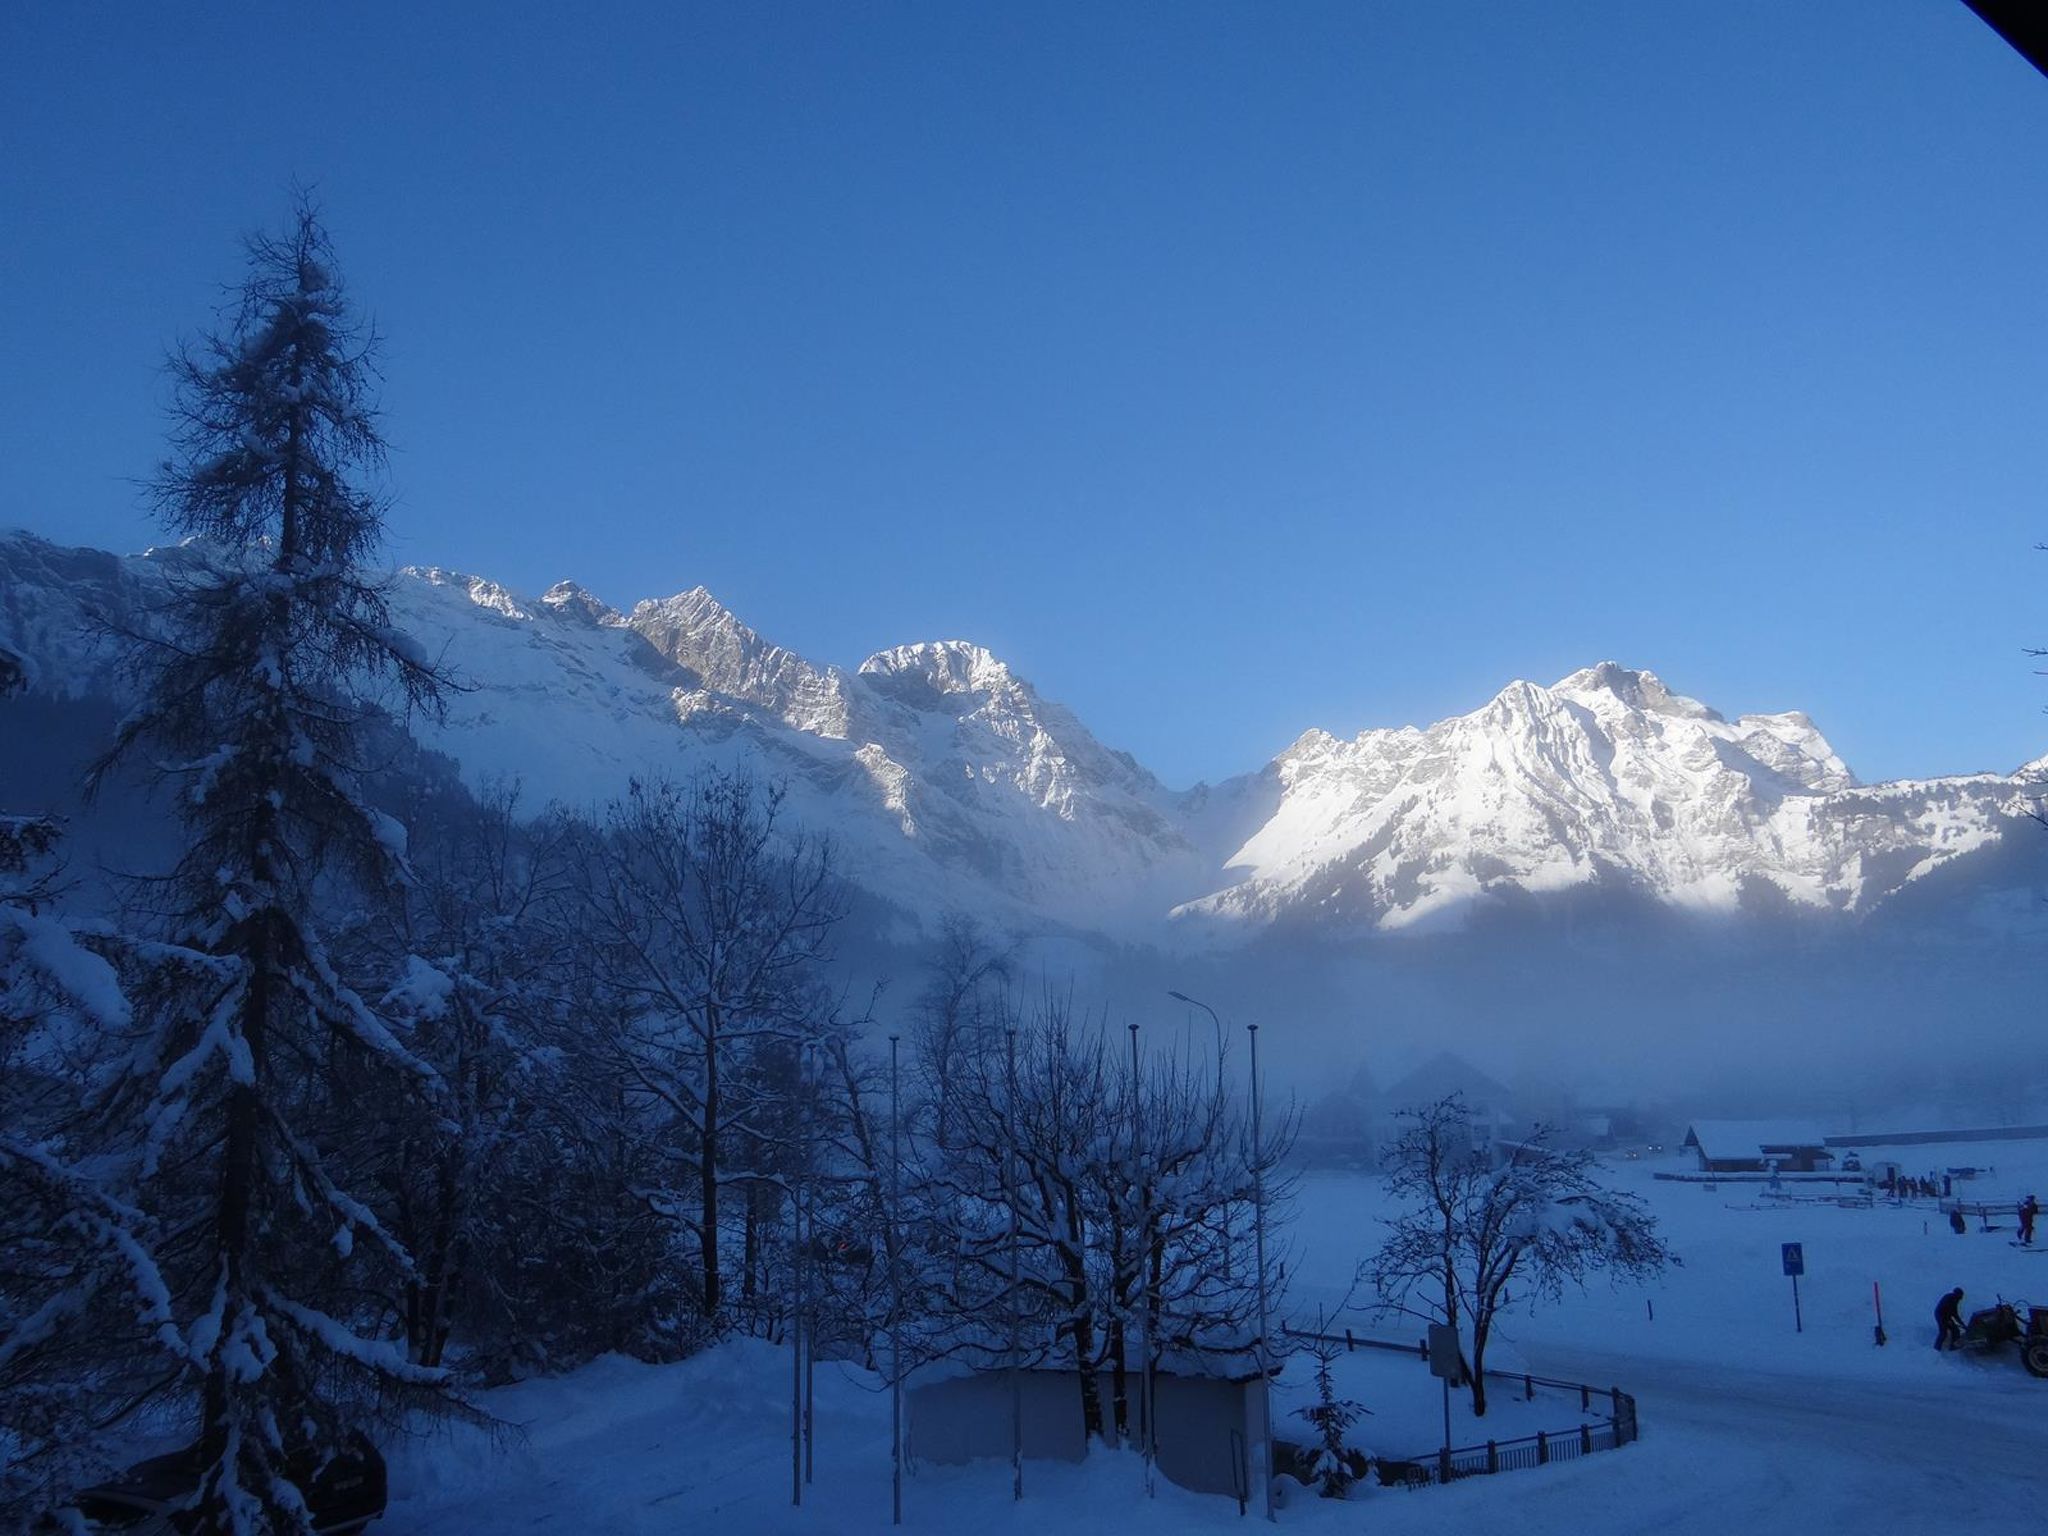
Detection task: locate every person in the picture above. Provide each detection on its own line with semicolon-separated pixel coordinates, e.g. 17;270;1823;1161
2020;1195;2038;1246
1949;1205;1967;1235
1935;1287;1966;1351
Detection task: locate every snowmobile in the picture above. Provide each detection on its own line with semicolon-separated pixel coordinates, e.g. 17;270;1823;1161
1957;1298;2048;1378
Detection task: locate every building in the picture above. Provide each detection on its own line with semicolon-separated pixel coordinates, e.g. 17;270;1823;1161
906;1349;1273;1500
1681;1121;1834;1174
1374;1052;1520;1162
1294;1061;1381;1168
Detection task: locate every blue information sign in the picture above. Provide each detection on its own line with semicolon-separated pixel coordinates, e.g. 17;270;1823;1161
1781;1242;1804;1277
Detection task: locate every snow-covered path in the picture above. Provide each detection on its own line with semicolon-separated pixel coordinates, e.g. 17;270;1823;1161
381;1336;2048;1536
1515;1344;2048;1536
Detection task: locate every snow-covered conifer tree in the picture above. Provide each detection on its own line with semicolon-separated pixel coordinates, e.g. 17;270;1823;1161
88;203;461;1532
3;633;260;1523
1293;1338;1367;1497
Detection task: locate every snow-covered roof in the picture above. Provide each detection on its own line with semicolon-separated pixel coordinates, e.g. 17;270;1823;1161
1381;1051;1513;1111
1684;1121;1832;1160
907;1345;1267;1387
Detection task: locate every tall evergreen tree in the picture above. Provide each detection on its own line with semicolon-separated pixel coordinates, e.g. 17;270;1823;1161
91;203;459;1533
0;654;167;1522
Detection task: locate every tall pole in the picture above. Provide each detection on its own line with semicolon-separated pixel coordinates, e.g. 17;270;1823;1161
792;1103;805;1507
804;1161;815;1484
793;1043;813;1502
1167;990;1231;1279
1129;1021;1154;1498
1248;1020;1275;1523
889;1034;904;1527
1005;1026;1023;1501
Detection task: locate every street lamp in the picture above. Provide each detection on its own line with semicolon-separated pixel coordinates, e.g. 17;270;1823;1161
1247;1017;1276;1524
1167;989;1274;1521
1168;991;1233;1279
1167;989;1225;1065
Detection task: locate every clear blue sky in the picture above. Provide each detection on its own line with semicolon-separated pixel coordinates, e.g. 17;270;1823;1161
4;3;2045;787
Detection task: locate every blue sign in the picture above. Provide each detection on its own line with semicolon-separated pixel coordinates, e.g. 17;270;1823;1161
1781;1242;1804;1277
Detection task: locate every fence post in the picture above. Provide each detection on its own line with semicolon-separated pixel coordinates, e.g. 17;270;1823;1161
1580;1424;1592;1455
1610;1386;1621;1422
1439;1447;1451;1485
1524;1374;1534;1402
1486;1440;1498;1474
1580;1384;1590;1413
1344;1328;1353;1352
1536;1430;1549;1464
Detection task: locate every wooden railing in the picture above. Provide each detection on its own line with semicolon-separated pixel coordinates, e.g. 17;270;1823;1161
1280;1326;1639;1489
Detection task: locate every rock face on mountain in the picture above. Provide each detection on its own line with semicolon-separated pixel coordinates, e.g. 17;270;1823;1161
2;528;2039;941
1180;660;2028;932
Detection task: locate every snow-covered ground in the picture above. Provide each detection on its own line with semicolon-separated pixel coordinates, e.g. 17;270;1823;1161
380;1144;2048;1535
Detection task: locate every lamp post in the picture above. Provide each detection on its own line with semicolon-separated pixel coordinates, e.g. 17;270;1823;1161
889;1034;903;1527
1166;990;1233;1279
1129;1021;1154;1498
792;1044;809;1507
1169;990;1270;1519
1005;1026;1023;1501
1248;1019;1275;1523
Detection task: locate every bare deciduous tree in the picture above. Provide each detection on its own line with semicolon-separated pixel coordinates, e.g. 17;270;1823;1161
909;987;1292;1443
576;770;846;1326
1367;1095;1673;1415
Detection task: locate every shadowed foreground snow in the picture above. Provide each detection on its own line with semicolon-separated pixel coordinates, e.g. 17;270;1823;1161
383;1149;2048;1535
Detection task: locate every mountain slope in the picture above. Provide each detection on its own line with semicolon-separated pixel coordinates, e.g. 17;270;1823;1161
1;528;2039;941
1184;661;2030;932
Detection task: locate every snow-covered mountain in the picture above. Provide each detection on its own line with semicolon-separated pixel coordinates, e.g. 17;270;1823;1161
1183;660;2037;933
2;529;2040;941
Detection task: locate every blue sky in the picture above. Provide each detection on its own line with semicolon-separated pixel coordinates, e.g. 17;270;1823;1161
4;3;2045;787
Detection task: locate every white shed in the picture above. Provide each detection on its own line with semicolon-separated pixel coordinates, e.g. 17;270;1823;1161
907;1354;1273;1500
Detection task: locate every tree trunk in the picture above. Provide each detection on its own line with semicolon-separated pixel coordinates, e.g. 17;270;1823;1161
204;958;265;1456
416;1145;464;1367
700;1002;720;1319
1107;1314;1128;1445
1469;1319;1490;1417
1072;1308;1102;1441
1058;1186;1101;1439
741;1181;761;1309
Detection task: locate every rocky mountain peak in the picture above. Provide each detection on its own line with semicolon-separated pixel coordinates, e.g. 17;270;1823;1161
628;587;851;737
858;640;1018;703
1551;660;1713;719
539;580;623;627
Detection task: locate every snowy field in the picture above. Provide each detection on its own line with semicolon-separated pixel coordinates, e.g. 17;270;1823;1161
380;1144;2048;1536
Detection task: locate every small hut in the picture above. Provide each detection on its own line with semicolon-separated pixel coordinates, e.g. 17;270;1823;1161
906;1345;1273;1499
1682;1121;1833;1174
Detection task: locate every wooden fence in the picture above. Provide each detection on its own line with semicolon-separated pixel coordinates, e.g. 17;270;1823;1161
1280;1326;1639;1489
